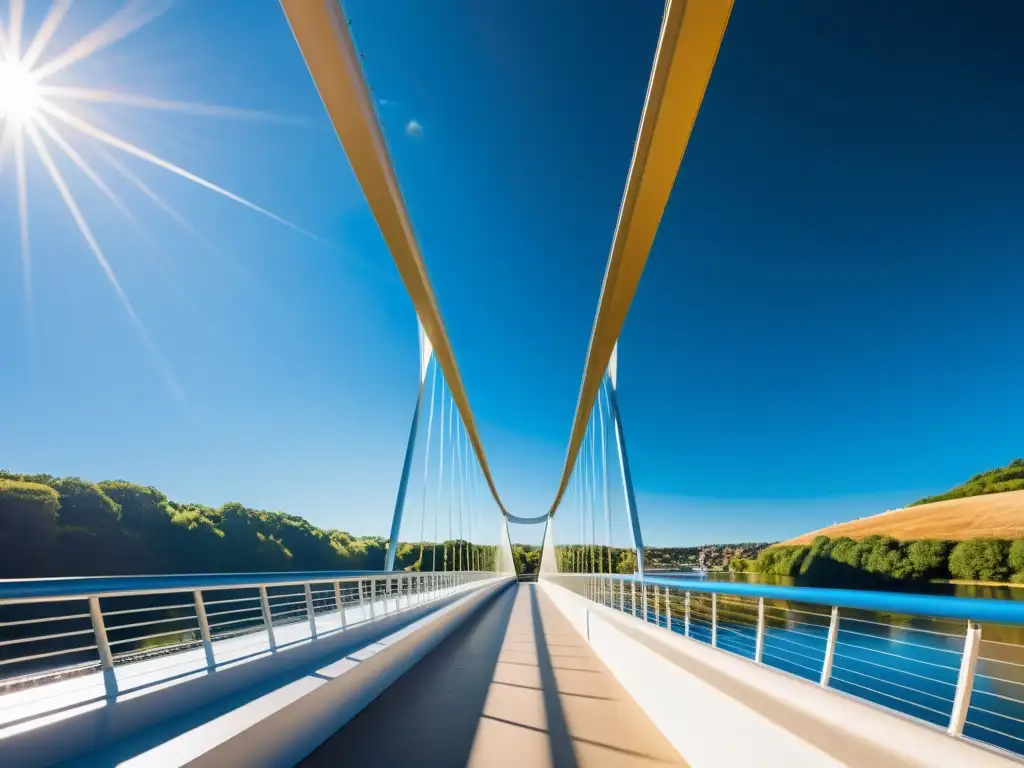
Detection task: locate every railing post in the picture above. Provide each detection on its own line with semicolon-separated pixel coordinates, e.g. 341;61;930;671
193;590;215;668
820;605;839;686
88;596;117;696
754;597;765;664
619;578;624;612
258;586;277;651
711;593;718;647
631;580;637;617
654;585;660;626
335;582;347;630
665;588;672;631
948;622;982;737
684;591;690;637
402;575;410;610
368;579;376;619
305;583;318;639
642;582;648;622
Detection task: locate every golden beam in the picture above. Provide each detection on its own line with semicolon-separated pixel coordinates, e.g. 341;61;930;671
279;0;510;516
547;0;733;517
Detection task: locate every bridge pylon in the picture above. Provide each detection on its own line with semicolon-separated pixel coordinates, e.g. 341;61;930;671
607;344;645;579
385;319;433;571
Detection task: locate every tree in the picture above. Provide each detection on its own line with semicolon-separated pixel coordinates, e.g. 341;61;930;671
98;481;171;529
0;479;60;576
728;555;749;572
1007;539;1024;576
50;477;121;529
948;538;1010;581
905;540;952;580
616;549;638;574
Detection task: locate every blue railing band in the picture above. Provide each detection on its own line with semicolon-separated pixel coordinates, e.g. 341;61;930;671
0;570;416;604
588;574;1024;625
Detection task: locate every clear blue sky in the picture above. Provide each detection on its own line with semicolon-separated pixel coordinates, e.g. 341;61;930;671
1;0;1022;547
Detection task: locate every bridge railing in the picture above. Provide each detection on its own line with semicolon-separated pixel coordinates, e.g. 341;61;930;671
546;573;1024;758
0;569;493;697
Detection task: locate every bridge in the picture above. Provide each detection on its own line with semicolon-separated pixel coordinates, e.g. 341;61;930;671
1;1;1023;766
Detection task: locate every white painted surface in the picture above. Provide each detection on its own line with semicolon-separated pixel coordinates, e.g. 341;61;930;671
0;580;473;740
539;580;1020;768
127;577;514;767
0;577;509;767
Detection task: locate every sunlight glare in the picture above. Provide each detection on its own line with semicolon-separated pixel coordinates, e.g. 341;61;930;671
0;56;41;126
0;0;317;403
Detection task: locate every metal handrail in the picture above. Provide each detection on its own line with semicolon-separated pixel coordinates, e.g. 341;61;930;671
549;572;1024;758
0;570;499;699
609;574;1024;625
0;569;418;605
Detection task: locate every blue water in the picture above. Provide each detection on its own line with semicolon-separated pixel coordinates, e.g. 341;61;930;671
639;572;1024;757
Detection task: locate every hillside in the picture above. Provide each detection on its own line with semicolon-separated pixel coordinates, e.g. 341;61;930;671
782;489;1024;545
910;458;1024;506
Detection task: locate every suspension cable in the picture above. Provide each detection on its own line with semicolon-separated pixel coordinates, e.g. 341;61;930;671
433;376;446;572
417;356;438;569
597;377;612;574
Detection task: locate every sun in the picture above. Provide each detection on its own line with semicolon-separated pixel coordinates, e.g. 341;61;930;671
0;55;41;127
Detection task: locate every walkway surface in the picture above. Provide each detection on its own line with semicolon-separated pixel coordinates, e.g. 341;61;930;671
302;582;686;768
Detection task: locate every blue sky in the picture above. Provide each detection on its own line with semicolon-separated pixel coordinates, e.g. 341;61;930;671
2;0;1022;547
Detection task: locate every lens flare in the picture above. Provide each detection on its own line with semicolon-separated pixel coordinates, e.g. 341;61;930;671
0;55;41;126
0;0;315;401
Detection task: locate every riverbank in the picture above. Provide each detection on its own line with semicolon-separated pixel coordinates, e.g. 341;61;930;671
938;578;1024;589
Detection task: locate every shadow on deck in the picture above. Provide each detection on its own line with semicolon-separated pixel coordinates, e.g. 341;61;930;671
301;583;684;767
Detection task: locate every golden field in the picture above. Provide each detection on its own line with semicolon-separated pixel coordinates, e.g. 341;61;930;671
781;489;1024;545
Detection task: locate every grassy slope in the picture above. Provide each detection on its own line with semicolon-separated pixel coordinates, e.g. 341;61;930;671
781;489;1024;545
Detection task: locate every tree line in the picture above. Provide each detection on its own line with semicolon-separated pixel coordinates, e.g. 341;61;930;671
910;458;1024;506
0;471;497;579
745;534;1024;585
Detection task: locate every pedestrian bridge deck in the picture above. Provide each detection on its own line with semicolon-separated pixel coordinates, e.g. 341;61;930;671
303;583;684;767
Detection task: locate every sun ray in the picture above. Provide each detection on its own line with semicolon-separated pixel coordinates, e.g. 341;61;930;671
6;0;24;59
91;140;261;286
35;113;135;220
14;129;32;317
96;142;226;247
41;100;323;241
21;0;72;70
37;113;239;350
32;0;172;82
39;86;309;125
0;123;12;171
25;121;185;402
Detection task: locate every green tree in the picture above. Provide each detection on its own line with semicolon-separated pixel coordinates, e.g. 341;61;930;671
0;479;60;576
98;481;171;529
50;477;121;529
1007;539;1024;580
728;555;749;572
948;538;1010;581
905;540;952;580
616;549;638;574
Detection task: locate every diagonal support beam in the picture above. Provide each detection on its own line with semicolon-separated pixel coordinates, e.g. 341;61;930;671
606;358;645;578
547;0;733;517
385;323;433;571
